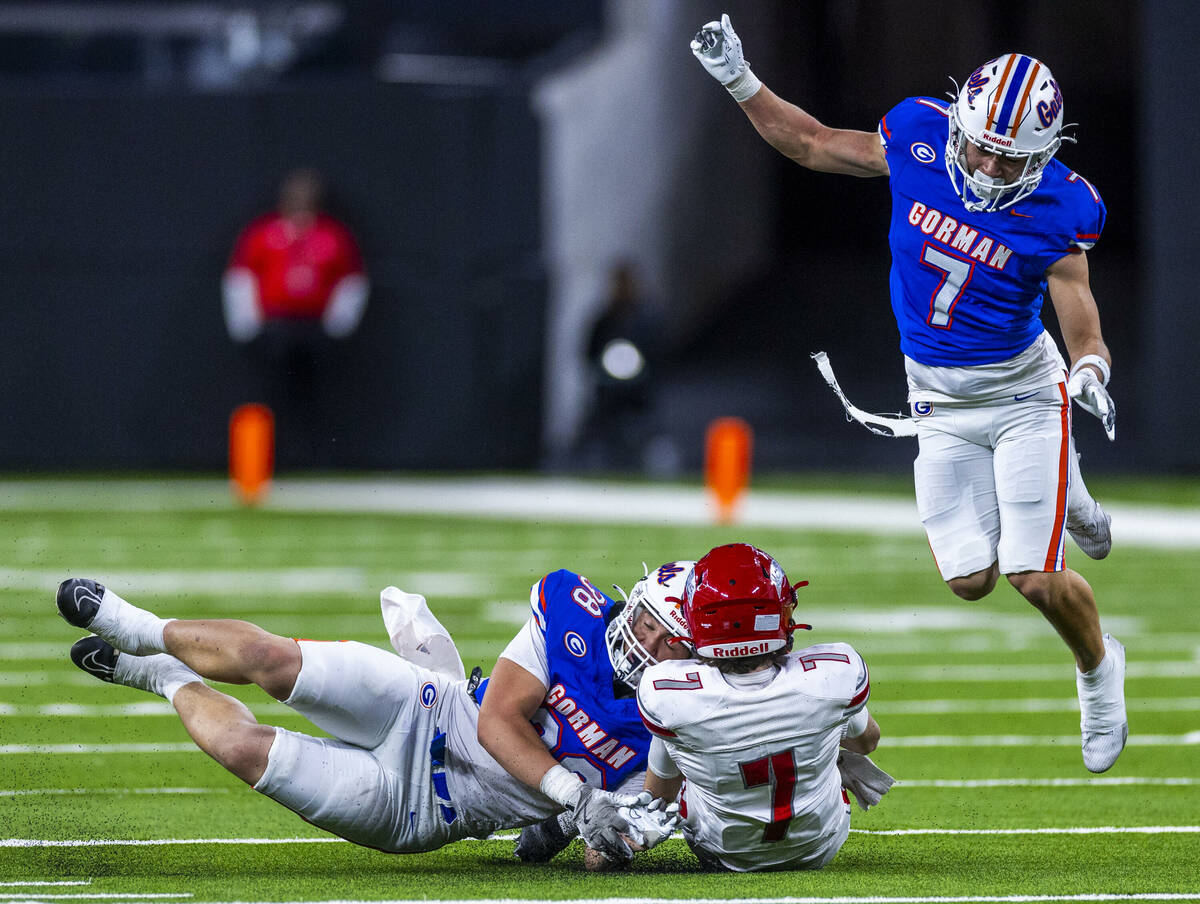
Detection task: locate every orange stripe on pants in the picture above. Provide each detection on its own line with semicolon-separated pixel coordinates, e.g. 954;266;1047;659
1043;383;1071;571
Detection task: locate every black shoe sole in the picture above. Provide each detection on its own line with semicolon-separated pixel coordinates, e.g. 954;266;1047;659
57;578;106;628
70;636;118;683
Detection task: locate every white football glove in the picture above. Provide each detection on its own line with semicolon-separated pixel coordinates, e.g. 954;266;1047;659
618;791;681;851
567;784;638;863
837;750;895;811
1067;360;1116;441
690;13;762;101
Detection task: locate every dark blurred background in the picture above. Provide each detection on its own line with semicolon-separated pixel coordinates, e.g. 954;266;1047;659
0;0;1193;476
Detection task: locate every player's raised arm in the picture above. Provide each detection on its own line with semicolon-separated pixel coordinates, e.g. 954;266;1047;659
691;14;888;177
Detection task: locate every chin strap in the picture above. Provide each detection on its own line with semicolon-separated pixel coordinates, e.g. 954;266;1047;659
812;351;919;438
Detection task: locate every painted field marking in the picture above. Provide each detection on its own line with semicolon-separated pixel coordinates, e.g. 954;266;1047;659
7;697;1200;720
5;733;1200;756
884;733;1200;747
12;896;1200;904
0;883;91;888
0;896;189;901
0;838;345;847
0;568;492;599
879;697;1200;714
874;661;1200;681
8;826;1200;848
0;703;291;717
14;659;1200;691
897;777;1200;788
0;744;197;755
5;778;1194;800
852;826;1200;835
0;788;227;797
2;476;1200;549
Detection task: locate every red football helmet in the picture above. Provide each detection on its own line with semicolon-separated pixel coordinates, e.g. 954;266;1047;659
681;543;810;659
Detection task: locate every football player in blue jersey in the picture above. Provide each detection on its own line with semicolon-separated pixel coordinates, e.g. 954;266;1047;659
692;15;1126;772
54;565;688;862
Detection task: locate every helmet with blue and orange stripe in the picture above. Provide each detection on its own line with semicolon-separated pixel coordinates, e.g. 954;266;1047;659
946;53;1067;212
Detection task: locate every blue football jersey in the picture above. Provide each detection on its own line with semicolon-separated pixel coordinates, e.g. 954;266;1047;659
525;569;649;790
879;96;1106;366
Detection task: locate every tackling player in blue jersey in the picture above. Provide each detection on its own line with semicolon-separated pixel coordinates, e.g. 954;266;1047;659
54;564;687;863
692;15;1127;772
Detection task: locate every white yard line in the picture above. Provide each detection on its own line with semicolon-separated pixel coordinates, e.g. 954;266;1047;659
1;477;1199;548
884;733;1200;747
852;827;1200;835
0;568;369;596
0;744;198;755
874;662;1200;681
6;733;1200;756
878;697;1200;714
0;884;91;888
2;893;1200;897
8;697;1200;719
0;896;189;900
4;778;1194;799
8;826;1200;848
897;778;1200;788
0;838;345;847
0;788;227;797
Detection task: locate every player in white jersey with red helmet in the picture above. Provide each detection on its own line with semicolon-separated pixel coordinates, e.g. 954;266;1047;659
636;545;893;872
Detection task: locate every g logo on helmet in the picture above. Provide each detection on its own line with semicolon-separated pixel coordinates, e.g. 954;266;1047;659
564;631;588;658
419;682;438;708
910;142;937;164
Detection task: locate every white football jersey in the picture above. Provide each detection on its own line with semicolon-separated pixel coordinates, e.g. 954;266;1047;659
637;642;870;871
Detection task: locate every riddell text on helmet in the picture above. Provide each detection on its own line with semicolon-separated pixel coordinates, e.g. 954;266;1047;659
712;642;770;657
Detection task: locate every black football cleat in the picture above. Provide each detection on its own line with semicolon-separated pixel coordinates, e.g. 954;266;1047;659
70;636;118;683
515;811;578;862
57;578;106;629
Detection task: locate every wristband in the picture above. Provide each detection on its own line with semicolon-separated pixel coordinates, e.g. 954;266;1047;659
1069;354;1110;386
727;69;762;103
539;764;583;809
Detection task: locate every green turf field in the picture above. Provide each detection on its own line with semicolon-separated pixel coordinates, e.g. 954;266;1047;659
2;476;1198;903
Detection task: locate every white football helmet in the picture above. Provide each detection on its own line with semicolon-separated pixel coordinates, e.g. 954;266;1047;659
946;53;1065;212
605;560;694;686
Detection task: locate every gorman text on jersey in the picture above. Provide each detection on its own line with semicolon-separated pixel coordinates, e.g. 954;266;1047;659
545;683;637;768
907;201;1013;271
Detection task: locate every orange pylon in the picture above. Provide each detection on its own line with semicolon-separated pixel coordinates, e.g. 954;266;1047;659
705;417;752;524
229;403;274;506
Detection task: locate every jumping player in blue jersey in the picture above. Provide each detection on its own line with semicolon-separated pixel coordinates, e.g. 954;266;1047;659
54;566;687;862
692;15;1127;773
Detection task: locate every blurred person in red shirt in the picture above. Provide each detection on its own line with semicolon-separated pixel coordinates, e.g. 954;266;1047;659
222;168;369;467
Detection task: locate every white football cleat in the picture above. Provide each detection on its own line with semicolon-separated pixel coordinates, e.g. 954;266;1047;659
1067;496;1112;560
1077;634;1127;773
1066;453;1112;559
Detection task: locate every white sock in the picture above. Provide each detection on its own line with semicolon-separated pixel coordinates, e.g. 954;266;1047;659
113;652;201;701
88;587;173;656
1078;649;1112;684
162;670;202;705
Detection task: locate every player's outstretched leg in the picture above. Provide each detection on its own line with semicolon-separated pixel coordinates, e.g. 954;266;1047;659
58;578;302;701
69;635;276;786
1008;570;1127;772
1066;450;1112;560
57;578;173;655
70;635;202;704
1077;633;1128;773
